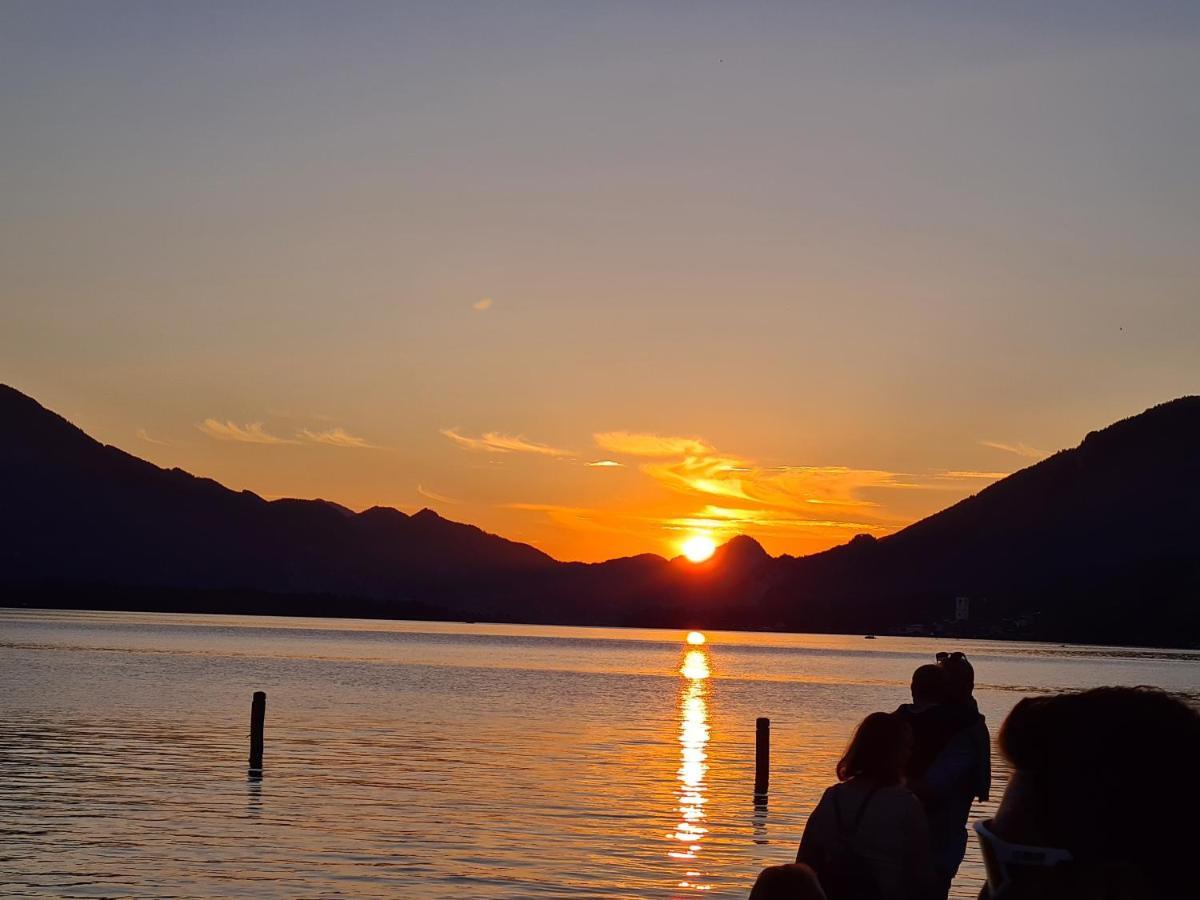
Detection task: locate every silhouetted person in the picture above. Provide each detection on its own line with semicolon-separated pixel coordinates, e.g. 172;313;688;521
895;665;959;779
895;654;990;898
937;651;977;709
796;712;935;900
975;686;1200;899
749;863;828;900
935;651;991;803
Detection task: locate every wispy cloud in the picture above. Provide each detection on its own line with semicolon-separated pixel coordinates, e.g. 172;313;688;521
136;428;170;446
506;429;1018;558
441;428;572;457
197;419;296;445
584;430;992;545
507;502;589;514
587;460;623;468
417;484;463;504
299;427;377;449
509;447;916;547
663;504;886;534
643;456;915;520
506;496;892;554
593;431;713;457
980;440;1047;460
473;297;493;311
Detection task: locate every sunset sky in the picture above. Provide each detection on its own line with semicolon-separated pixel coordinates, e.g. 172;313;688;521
3;3;1198;561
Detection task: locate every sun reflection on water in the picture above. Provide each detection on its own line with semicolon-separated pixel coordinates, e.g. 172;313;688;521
669;646;712;892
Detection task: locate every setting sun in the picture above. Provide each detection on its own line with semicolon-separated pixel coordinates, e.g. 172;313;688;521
4;3;1200;899
681;535;717;563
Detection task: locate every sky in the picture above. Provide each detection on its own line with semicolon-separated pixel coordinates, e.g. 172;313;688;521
2;2;1198;562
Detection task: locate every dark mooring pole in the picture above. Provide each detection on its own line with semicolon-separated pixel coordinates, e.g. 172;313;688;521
754;717;770;797
249;691;266;773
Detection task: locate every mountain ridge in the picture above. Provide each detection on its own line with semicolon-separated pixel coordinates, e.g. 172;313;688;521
2;384;1197;647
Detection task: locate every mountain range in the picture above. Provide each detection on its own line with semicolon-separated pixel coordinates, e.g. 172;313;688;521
2;384;1197;647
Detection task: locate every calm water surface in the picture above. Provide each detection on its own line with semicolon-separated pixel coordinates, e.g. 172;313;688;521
2;609;1198;898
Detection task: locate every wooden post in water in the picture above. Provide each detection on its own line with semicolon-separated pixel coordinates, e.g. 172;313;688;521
249;691;266;774
754;717;770;797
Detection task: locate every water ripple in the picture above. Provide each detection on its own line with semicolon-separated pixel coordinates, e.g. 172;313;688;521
3;610;1196;897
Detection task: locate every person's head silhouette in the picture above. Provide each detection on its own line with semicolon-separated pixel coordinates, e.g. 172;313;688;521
976;686;1200;899
837;711;913;785
936;650;975;703
748;863;827;899
910;663;948;706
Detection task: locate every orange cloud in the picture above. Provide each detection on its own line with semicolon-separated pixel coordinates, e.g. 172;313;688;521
417;484;463;504
197;419;295;445
598;433;987;545
299;427;377;449
663;504;887;535
502;439;1013;558
643;457;915;516
593;431;713;457
980;440;1047;460
477;426;1014;559
643;452;757;502
136;427;170;446
441;428;572;457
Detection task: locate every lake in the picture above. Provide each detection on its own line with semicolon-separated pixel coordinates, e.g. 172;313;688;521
2;609;1198;898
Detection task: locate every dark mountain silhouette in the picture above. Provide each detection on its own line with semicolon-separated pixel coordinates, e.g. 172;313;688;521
1;384;1197;646
0;385;553;614
761;397;1200;646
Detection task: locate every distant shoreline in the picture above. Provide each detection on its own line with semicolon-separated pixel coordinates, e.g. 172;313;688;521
5;584;1197;652
5;386;1199;656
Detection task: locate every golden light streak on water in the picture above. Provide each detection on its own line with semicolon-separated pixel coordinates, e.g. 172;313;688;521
680;648;710;680
670;645;712;891
6;612;1186;896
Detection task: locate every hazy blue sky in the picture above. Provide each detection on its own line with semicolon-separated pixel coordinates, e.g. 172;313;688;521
3;2;1198;560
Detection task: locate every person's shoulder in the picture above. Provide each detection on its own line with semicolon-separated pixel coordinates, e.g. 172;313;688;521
806;785;839;824
941;701;982;731
824;780;868;807
813;783;840;806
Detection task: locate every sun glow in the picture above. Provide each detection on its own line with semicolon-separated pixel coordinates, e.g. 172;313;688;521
686;631;706;646
681;534;717;563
